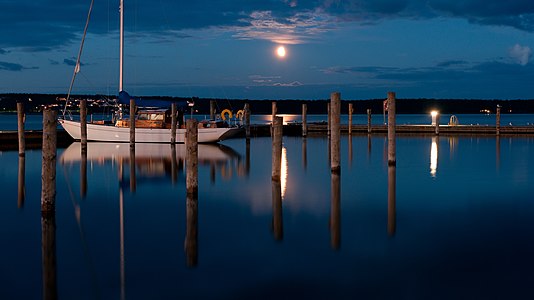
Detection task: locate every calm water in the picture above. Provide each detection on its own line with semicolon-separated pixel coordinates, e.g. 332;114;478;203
2;113;534;130
1;135;534;299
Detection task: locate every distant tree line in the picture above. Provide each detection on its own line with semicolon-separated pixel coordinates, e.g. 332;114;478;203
1;93;533;115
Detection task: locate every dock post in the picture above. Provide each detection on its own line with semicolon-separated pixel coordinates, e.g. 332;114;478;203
80;99;87;150
272;116;283;181
496;105;501;136
129;99;135;145
387;92;396;166
186;119;198;196
330;92;341;174
210;100;216;120
17;102;25;156
302;103;307;137
388;165;396;236
367;109;372;133
41;109;57;213
348;103;353;135
271;101;277;136
171;103;177;144
327;103;331;136
434;112;440;135
244;103;251;139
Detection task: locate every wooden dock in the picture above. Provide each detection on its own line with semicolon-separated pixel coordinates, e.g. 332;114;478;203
2;123;534;151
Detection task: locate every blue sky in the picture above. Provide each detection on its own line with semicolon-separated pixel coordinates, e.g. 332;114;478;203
1;0;533;100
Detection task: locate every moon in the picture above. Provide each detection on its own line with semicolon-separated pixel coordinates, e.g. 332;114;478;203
276;46;286;58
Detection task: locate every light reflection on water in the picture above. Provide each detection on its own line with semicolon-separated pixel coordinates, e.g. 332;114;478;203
1;135;534;298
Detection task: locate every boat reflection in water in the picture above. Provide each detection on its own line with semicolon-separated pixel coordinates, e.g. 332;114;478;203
60;142;243;186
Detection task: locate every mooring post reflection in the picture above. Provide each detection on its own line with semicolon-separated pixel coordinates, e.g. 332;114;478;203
388;165;396;237
171;144;177;184
496;136;501;170
330;172;341;249
246;138;251;177
18;155;25;208
348;136;353;168
41;213;57;300
118;159;126;300
272;179;283;241
302;137;307;170
185;193;198;267
129;146;136;193
81;148;87;197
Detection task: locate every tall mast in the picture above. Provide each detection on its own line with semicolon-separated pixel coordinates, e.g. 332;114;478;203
119;0;124;92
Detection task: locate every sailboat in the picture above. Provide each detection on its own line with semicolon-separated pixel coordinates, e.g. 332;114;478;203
59;0;242;143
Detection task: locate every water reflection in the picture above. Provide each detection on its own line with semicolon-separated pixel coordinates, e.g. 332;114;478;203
18;156;25;208
430;136;438;177
302;138;307;170
41;214;57;300
185;193;198;267
271;180;283;241
330;172;341;249
61;142;242;189
388;165;396;237
281;147;288;199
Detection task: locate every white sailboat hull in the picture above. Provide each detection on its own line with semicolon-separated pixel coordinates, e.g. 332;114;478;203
59;119;241;143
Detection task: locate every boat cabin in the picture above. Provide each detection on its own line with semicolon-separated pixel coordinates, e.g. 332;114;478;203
115;108;229;129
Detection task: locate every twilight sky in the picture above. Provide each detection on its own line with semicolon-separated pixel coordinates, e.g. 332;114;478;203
1;0;533;100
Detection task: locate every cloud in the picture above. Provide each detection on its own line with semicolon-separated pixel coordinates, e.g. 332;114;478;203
273;81;304;87
0;61;37;71
508;44;532;65
233;10;334;44
1;0;533;52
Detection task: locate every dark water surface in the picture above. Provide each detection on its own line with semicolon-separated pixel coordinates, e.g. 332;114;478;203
1;135;534;299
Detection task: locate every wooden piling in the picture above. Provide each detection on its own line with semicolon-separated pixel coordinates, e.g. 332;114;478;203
244;103;251;139
186;119;198;195
435;112;440;135
41;109;57;213
171;103;177;144
387;92;396;166
388;165;396;237
129;99;136;145
80;99;87;149
17;102;25;156
41;214;57;300
210;100;216;120
271;101;277;136
330;172;341;249
302;103;307;137
272;116;283;181
327;103;331;136
348;103;353;135
330;92;341;174
496;105;501;136
367;109;372;133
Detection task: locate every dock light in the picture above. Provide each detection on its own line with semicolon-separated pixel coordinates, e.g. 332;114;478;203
431;111;439;126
